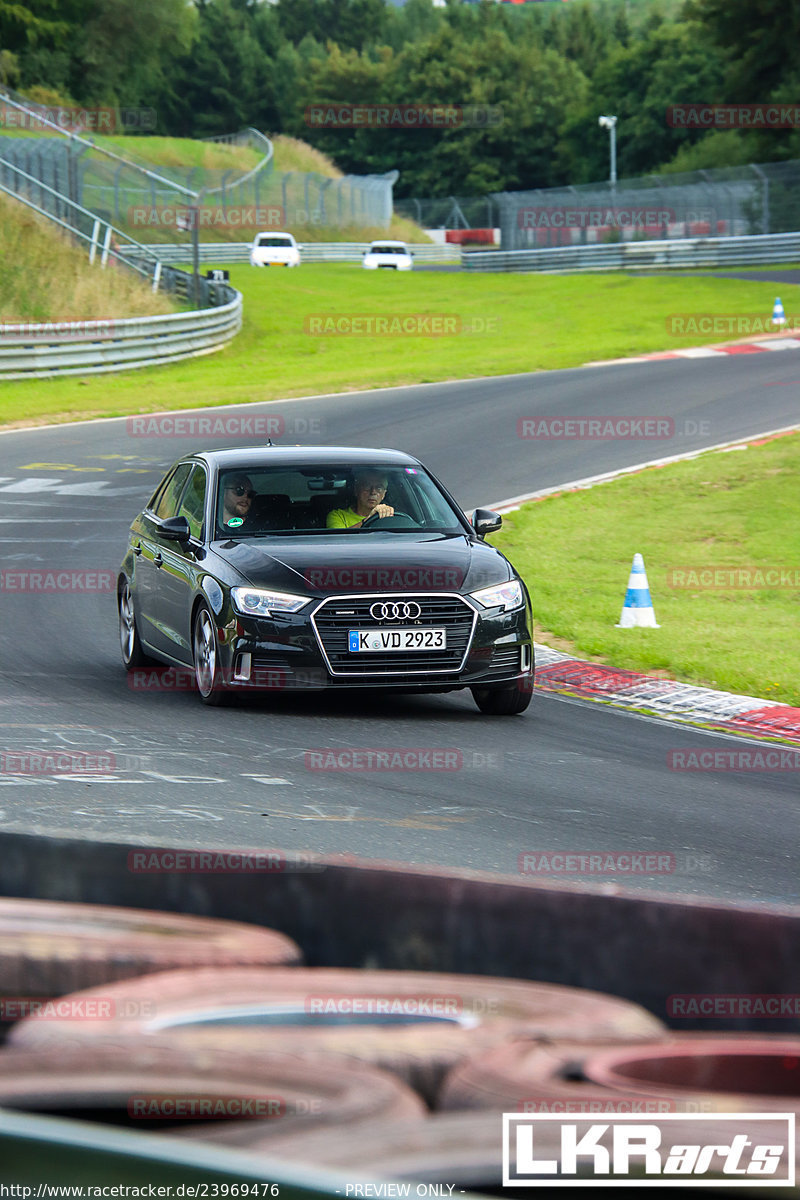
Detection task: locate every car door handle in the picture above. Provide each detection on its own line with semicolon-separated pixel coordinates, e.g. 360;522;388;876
133;543;142;556
153;554;163;568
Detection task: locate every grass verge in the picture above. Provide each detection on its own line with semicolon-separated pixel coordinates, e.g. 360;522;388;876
493;431;800;706
0;194;174;323
2;266;798;428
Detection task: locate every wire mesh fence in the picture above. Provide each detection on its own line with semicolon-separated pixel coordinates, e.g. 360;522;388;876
493;161;800;251
0;89;396;244
394;195;501;230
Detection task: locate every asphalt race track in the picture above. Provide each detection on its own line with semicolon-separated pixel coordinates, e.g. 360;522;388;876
0;352;798;906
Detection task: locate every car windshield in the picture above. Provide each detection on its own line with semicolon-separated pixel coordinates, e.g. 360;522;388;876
214;464;466;537
370;245;405;255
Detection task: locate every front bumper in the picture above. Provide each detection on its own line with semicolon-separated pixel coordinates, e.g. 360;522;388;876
216;591;533;692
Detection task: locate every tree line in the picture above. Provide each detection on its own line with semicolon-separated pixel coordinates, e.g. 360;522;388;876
1;0;798;198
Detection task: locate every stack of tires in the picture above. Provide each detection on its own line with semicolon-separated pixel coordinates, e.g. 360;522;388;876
2;897;798;1186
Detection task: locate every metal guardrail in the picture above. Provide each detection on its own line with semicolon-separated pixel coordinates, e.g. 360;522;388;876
124;241;460;264
0;293;242;379
463;231;800;273
0;93;245;376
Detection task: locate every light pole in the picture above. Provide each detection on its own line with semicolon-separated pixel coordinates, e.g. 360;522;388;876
598;115;617;187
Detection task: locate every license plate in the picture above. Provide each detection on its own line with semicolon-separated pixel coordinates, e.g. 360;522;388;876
348;627;446;652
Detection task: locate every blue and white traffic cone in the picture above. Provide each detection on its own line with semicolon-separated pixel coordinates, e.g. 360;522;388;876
616;553;660;628
771;297;786;326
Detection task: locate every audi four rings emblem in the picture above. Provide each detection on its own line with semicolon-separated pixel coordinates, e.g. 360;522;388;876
370;601;422;621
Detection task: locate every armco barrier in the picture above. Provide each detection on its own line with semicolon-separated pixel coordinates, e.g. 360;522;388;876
124;241;460;265
0;1107;391;1193
463;230;800;273
0;291;242;379
2;830;800;1033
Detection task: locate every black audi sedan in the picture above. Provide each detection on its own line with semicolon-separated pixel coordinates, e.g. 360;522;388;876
118;446;533;714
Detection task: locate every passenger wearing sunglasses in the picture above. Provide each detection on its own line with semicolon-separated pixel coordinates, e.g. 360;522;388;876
222;475;256;527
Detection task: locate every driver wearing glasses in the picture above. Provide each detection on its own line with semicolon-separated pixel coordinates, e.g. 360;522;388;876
222;475;256;528
327;470;394;529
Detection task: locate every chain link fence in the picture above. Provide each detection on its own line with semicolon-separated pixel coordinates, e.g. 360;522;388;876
394;195;500;230
493;160;800;251
0;89;396;243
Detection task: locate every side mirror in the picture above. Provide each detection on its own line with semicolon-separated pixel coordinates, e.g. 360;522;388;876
409;251;415;257
472;508;502;536
158;515;191;542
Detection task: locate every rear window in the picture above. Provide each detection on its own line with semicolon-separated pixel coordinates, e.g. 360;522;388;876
257;236;293;247
370;245;406;255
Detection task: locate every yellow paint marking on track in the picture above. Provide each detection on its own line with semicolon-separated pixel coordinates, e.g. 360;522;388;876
265;803;476;831
20;463;104;472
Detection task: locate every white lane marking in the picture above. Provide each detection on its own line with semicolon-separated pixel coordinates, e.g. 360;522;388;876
762;338;800;350
0;477;145;496
673;347;728;358
240;774;293;785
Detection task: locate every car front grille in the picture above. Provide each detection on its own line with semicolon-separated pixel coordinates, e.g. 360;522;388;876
311;593;476;675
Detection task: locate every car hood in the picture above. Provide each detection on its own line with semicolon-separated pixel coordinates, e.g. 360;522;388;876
215;535;512;596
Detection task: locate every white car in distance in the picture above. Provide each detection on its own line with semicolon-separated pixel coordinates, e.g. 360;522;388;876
362;240;414;270
250;232;301;267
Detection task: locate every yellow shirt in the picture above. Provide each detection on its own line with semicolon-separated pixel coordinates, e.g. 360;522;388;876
326;507;362;529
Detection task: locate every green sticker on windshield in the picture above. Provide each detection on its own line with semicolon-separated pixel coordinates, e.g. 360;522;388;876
227;517;244;527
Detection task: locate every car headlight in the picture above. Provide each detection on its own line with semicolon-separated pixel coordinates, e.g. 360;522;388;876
231;587;309;617
469;580;524;611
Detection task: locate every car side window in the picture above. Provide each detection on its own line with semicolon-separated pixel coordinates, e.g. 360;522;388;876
177;465;207;539
153;463;192;520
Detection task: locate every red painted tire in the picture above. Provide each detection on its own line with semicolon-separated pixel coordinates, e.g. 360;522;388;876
439;1034;800;1116
0;1042;424;1135
8;966;664;1103
583;1035;800;1111
0;898;301;1002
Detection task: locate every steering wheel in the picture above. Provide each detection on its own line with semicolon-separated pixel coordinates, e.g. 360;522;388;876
360;510;417;529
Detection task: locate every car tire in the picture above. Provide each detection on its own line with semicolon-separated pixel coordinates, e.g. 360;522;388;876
118;578;150;670
0;1044;424;1135
0;897;301;1006
193;604;227;706
471;682;532;715
8;967;665;1105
